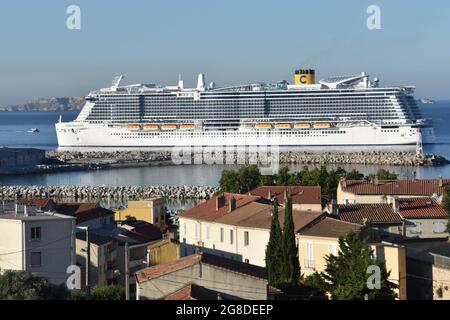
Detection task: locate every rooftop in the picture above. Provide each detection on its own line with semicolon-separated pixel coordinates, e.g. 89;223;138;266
298;216;362;238
163;284;224;300
398;198;448;219
248;186;321;205
337;204;403;225
135;252;267;284
340;179;449;196
180;193;323;231
55;202;115;224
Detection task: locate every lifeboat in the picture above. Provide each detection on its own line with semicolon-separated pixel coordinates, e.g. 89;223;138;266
274;123;291;129
127;124;141;130
294;123;311;128
143;124;159;130
313;122;332;128
255;123;272;129
161;124;177;130
180;124;196;130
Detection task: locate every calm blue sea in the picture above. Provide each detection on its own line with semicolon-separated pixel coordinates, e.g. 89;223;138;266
0;102;449;186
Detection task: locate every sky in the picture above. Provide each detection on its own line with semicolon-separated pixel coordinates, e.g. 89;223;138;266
0;0;449;106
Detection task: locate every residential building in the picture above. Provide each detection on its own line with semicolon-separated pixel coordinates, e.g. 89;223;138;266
114;198;166;229
0;202;76;285
334;202;404;242
248;186;322;211
178;192;323;267
398;197;449;240
148;239;180;266
297;215;407;300
337;178;449;205
135;252;268;300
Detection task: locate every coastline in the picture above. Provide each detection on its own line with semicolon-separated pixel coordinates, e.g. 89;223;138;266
0;150;448;177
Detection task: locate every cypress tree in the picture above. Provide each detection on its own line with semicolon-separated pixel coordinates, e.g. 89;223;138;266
265;197;283;287
281;194;300;285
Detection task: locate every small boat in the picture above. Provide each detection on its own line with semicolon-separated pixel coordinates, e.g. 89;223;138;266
294;123;311;128
28;128;40;133
180;124;196;130
161;124;177;130
127;124;141;130
274;123;291;129
255;123;272;129
313;122;332;128
143;124;159;130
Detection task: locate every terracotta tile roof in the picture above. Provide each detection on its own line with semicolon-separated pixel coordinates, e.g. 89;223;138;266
164;284;222;300
340;179;449;196
338;204;403;225
120;221;162;244
249;186;322;205
54;202;115;224
136;252;267;284
179;193;261;222
298;216;362;238
216;202;323;231
399;198;448;219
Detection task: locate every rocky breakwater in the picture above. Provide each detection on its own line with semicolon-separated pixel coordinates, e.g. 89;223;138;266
46;150;171;163
0;185;219;201
279;151;449;166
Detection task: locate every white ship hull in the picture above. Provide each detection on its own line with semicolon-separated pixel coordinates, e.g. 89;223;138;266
56;122;434;147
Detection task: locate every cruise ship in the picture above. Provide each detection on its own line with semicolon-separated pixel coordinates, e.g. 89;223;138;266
56;69;434;147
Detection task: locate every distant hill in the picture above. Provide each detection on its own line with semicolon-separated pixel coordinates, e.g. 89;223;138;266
0;96;85;112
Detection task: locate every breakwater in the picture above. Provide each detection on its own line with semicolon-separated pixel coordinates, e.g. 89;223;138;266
0;185;219;201
48;150;449;167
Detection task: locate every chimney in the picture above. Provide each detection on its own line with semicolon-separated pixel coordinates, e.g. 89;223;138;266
24;205;28;217
340;177;347;188
374;176;379;184
268;190;271;200
389;196;399;213
330;199;338;216
438;176;443;187
228;198;236;213
215;195;222;211
412;171;416;181
15;203;18;216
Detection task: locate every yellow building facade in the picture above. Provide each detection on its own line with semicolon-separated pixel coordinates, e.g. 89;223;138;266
148;239;180;266
115;198;166;229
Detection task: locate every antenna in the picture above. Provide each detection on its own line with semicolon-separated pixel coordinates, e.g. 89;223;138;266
111;75;124;90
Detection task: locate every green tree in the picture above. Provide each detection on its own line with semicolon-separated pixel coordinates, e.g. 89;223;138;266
443;187;450;232
259;175;274;186
0;270;70;300
369;169;398;180
219;169;240;193
265;198;283;287
238;165;261;193
125;215;137;222
280;195;300;286
320;231;397;300
91;284;125;300
276;166;291;186
345;169;365;180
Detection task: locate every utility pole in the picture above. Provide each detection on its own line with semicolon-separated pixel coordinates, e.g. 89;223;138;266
125;242;130;300
85;226;91;299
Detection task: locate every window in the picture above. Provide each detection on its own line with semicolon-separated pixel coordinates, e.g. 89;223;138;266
194;223;199;240
31;227;41;241
220;228;224;243
306;242;314;268
230;229;234;245
328;243;337;256
30;252;42;267
410;222;422;234
206;226;210;240
433;222;446;233
244;231;249;246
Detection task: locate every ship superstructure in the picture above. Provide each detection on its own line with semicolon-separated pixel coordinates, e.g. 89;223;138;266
56;69;434;147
